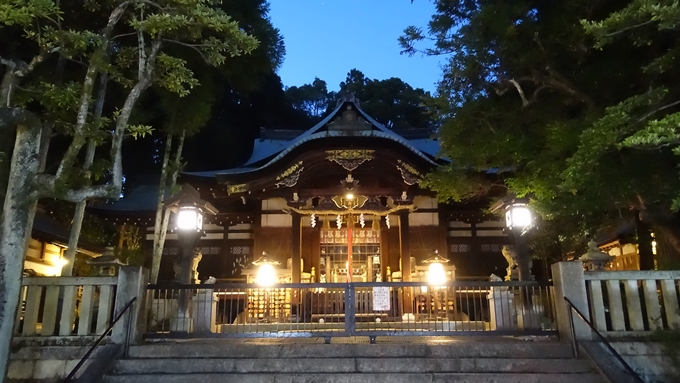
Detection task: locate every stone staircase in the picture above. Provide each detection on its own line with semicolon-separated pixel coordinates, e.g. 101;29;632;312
103;339;603;383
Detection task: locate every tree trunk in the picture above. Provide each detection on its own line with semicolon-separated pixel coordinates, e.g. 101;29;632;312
0;112;41;381
150;134;173;284
62;73;108;276
150;130;186;284
0;63;17;107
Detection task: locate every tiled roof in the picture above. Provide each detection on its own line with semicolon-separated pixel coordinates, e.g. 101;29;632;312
183;99;447;179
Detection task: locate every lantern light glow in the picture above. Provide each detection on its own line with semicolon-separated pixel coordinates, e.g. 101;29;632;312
505;204;532;229
427;262;447;286
256;264;277;287
177;207;203;231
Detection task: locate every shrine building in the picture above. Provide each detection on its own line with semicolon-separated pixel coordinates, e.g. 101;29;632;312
95;95;511;283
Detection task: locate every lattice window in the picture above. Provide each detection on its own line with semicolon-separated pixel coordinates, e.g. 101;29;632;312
449;244;471;253
198;246;221;255
162;247;178;256
480;244;502;252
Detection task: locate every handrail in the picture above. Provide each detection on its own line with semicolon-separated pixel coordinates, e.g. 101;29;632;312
62;297;137;383
564;297;644;383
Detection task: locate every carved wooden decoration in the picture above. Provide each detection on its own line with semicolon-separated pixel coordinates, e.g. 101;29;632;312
397;160;421;185
275;161;304;188
326;149;374;172
227;183;247;195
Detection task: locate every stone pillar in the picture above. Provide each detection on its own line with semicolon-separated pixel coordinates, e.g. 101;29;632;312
112;266;149;344
488;288;516;330
399;211;413;316
551;261;591;341
291;212;301;283
192;289;218;333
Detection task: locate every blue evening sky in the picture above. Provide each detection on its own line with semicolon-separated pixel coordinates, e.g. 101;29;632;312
268;0;442;94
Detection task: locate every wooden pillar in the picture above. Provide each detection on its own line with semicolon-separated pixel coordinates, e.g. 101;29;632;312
291;212;301;283
437;206;448;257
222;223;230;274
399;210;413;314
311;227;321;282
399;211;412;281
380;220;389;282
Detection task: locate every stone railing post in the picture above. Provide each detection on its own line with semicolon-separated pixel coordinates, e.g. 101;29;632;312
111;266;148;344
551;261;591;341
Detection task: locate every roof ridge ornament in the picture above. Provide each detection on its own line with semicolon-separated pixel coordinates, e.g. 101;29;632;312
336;91;361;107
327;102;373;133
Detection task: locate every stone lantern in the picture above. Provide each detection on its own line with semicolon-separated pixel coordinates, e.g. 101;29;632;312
87;246;126;276
579;240;614;271
164;184;218;333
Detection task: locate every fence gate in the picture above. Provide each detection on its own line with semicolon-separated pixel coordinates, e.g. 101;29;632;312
144;281;557;339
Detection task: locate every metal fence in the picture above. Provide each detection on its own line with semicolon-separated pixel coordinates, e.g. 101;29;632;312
144;281;556;339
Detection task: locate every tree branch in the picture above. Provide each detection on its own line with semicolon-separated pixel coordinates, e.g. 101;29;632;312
508;79;529;107
112;32;138;40
54;1;132;182
636;99;680;124
161;39;209;63
603;20;655;37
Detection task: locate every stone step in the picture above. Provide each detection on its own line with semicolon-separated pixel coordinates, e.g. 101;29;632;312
128;342;574;359
113;357;592;374
104;372;603;383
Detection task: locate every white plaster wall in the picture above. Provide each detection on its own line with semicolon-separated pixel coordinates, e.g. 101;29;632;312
261;214;292;227
409;212;438;226
262;198;288;211
228;224;253;239
413;196;437;209
449;231;472;237
476;220;504;228
449;221;471;228
477;230;505;237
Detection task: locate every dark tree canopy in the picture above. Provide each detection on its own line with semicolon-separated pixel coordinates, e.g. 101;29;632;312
402;0;680;257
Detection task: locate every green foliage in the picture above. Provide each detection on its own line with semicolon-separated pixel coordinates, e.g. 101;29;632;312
0;0;61;27
284;69;437;130
285;78;334;117
339;69;437;130
404;0;680;256
127;124;154;139
1;0;259;196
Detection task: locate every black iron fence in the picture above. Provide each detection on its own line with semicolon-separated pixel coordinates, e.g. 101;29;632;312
144;281;556;339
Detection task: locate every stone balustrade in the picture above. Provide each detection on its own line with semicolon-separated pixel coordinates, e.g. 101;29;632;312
584;270;680;334
15;276;118;338
13;267;147;343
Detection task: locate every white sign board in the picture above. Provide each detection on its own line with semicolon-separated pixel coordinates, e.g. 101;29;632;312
372;286;391;311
